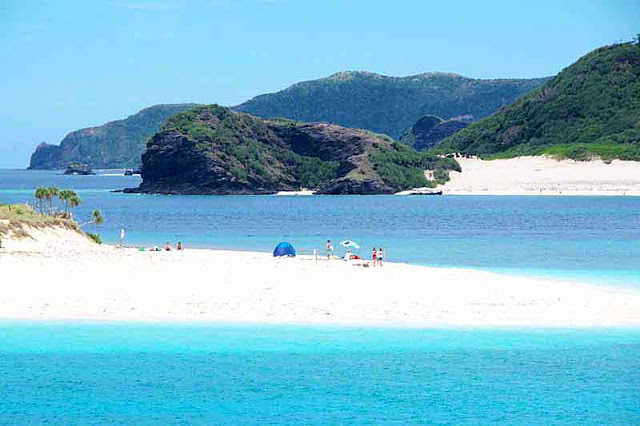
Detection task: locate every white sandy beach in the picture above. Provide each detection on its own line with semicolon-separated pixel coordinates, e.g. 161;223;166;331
1;226;640;327
433;156;640;196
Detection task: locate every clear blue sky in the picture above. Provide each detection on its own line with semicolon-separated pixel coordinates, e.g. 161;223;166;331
0;0;638;168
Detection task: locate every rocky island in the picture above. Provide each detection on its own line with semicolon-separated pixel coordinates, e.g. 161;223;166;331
64;162;94;175
124;105;459;195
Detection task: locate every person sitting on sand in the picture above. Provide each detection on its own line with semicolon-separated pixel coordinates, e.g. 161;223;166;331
377;247;384;266
164;242;172;251
372;247;377;266
344;249;352;261
176;242;184;251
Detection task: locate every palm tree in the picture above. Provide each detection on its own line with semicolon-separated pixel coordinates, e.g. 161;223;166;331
34;187;47;214
44;187;59;215
58;190;81;217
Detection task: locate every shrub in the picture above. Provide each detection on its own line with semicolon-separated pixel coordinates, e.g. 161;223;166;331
86;232;102;244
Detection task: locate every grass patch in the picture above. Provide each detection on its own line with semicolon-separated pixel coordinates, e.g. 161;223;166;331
0;204;81;239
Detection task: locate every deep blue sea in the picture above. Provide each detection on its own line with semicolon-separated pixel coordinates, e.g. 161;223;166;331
1;169;640;423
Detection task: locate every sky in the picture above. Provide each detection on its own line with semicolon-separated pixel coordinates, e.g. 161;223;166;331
0;0;638;168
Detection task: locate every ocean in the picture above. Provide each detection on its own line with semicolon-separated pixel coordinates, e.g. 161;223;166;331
2;169;639;288
1;322;639;424
1;169;639;423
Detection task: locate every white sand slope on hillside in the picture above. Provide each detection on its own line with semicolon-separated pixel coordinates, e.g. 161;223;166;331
1;229;639;327
436;157;640;195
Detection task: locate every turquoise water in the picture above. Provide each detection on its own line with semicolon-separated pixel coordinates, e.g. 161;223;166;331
2;170;640;423
0;322;639;424
2;169;640;288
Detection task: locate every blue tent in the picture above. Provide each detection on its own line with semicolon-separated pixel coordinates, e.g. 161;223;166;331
273;242;296;257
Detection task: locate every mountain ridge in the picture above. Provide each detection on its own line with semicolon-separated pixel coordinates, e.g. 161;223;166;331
434;42;640;161
29;104;196;170
234;71;549;139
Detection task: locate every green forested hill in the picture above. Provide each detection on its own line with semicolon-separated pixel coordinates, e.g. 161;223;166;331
434;42;640;160
29;104;196;169
128;105;459;195
234;71;548;139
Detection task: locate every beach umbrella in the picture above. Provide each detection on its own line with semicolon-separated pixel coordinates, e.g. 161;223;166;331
340;240;360;249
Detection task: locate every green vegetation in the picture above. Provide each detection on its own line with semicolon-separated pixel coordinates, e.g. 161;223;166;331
369;142;461;189
81;210;104;227
434;43;640;161
29;104;196;170
293;156;340;188
235;71;548;138
161;105;346;190
86;232;102;244
34;187;81;218
139;104;459;194
0;204;80;240
0;195;104;244
58;189;82;215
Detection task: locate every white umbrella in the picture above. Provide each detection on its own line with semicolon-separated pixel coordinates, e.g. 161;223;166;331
340;240;360;249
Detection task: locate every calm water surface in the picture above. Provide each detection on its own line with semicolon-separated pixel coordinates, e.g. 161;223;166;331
2;169;639;287
0;322;639;424
2;170;640;423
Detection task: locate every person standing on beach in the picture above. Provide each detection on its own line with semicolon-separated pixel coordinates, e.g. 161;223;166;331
372;247;377;266
377;247;384;266
326;239;334;259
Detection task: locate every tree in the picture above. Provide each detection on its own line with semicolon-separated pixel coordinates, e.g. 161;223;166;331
91;209;104;225
58;190;81;217
34;187;47;214
44;187;59;215
81;209;104;227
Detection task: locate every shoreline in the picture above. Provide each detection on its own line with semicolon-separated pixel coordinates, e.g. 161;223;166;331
2;233;640;327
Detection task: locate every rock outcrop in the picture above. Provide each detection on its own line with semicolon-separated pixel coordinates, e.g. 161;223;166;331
125;105;459;195
400;115;470;151
64;162;94;175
